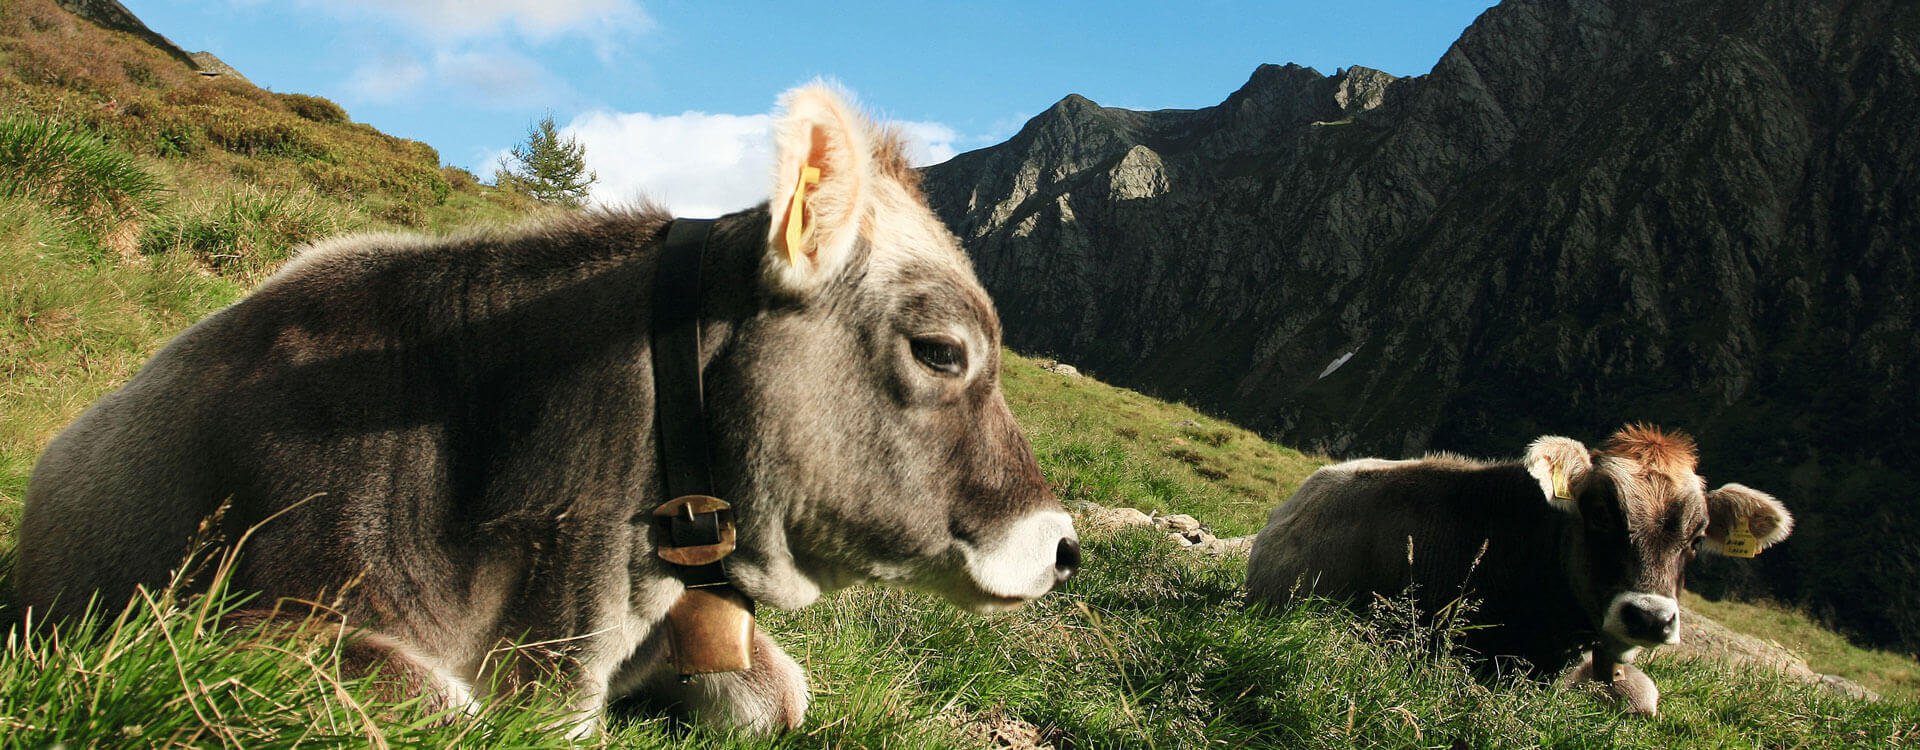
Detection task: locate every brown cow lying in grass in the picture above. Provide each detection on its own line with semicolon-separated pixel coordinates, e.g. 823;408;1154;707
1247;425;1791;714
16;84;1080;736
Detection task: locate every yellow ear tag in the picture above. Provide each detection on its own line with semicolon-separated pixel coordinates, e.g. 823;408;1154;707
1551;467;1573;501
782;164;821;265
1722;517;1759;558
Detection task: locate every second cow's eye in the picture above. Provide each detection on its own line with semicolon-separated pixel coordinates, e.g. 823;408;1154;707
910;335;967;376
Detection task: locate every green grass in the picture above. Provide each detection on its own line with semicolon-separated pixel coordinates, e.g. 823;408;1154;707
4;527;1915;748
139;185;359;282
1001;354;1325;536
0;116;164;227
0;195;243;547
0;538;584;748
1685;592;1920;702
747;530;1920;749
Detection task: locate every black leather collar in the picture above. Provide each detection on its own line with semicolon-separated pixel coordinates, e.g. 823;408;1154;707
648;218;732;590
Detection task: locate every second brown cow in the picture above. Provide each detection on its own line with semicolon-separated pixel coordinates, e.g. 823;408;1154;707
1246;425;1792;713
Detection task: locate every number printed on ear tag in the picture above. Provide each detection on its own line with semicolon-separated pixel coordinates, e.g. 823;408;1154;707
1723;518;1759;558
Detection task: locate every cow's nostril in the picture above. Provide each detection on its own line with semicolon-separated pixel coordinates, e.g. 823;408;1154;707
1623;602;1678;637
1055;537;1082;581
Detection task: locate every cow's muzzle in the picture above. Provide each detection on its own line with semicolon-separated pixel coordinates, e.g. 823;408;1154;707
952;509;1079;613
1604;592;1680;647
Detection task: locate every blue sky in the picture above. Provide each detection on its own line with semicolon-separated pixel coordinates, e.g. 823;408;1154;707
122;1;1498;215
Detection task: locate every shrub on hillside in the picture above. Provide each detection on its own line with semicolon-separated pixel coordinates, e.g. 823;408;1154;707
140;187;356;280
201;110;327;159
150;118;206;157
0;117;163;225
300;158;449;227
276;92;348;124
442;166;478;191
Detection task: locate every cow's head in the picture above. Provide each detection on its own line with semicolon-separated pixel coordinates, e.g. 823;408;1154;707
1524;425;1791;659
705;84;1078;613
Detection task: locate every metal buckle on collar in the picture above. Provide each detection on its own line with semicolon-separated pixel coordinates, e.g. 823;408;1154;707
653;494;737;569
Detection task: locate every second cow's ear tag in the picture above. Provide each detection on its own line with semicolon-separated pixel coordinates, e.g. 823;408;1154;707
780;164;821;265
1722;517;1759;558
1551;467;1573;501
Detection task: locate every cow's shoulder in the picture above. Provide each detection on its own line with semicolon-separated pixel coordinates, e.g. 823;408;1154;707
1313;453;1509;484
1306;454;1540;509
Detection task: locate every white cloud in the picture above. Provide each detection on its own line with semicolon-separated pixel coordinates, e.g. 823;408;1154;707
319;0;652;43
434;50;568;107
892;120;961;167
523;111;973;217
556;110;774;217
342;56;427;103
318;0;649;104
341;50;569;109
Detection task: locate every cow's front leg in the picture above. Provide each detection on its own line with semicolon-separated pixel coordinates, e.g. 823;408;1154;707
673;625;810;732
613;623;809;733
1560;649;1660;715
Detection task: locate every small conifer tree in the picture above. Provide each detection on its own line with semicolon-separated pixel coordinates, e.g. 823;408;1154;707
495;113;596;206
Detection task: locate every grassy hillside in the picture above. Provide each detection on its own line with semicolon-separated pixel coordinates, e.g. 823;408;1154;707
2;1;1918;746
1003;357;1325;537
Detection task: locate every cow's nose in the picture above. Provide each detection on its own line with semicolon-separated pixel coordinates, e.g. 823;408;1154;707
1624;602;1678;638
1054;537;1082;582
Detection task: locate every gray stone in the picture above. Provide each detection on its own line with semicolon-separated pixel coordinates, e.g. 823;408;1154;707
1820;674;1881;702
1189;535;1254;556
1081;505;1154;532
1655;607;1881;702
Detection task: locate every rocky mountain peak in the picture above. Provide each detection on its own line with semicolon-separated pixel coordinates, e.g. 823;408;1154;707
1048;92;1102;117
1328;65;1396;114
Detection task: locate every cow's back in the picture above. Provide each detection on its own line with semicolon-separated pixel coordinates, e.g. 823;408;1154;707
16;213;669;626
1246;459;1447;606
1245;458;1559;609
1247;456;1585;667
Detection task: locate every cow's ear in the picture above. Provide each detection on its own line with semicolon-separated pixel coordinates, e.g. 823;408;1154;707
1525;436;1592;507
764;82;873;295
1703;483;1792;556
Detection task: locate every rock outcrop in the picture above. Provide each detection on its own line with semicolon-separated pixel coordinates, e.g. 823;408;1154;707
924;0;1920;651
56;0;249;82
1665;609;1881;702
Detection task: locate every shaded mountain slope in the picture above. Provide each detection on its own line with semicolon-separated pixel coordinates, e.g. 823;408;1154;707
923;0;1920;650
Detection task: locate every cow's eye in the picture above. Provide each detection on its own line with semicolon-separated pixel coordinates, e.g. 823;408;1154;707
1689;536;1705;554
910;335;967;376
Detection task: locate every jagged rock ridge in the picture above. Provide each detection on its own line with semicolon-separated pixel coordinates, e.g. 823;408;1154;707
923;0;1920;651
56;0;248;81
